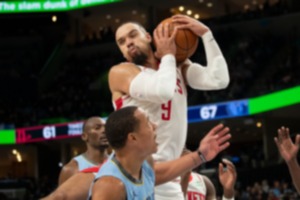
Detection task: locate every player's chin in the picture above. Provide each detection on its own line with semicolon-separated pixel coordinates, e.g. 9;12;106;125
152;143;158;153
128;50;138;58
100;143;109;148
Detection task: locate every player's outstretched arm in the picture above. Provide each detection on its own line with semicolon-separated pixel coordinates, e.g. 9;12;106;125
151;124;231;186
274;126;300;193
198;124;231;161
219;159;237;199
42;172;94;200
179;148;193;196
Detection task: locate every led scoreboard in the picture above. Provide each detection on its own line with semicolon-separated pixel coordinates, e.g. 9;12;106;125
16;121;84;144
188;99;249;123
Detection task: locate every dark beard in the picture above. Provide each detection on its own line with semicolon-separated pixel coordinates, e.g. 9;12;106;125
98;143;109;151
132;52;148;65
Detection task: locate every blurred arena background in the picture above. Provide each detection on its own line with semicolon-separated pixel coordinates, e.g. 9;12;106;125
0;0;299;199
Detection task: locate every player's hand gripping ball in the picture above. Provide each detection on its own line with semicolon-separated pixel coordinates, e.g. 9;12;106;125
155;17;199;62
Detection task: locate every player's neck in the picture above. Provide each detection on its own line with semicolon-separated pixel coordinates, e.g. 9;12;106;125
114;151;143;180
84;147;107;164
143;53;159;70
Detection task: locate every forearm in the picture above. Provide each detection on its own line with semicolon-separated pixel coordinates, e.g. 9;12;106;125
129;54;177;103
154;152;203;185
40;192;66;200
202;31;223;62
286;158;300;193
186;31;229;90
58;171;74;186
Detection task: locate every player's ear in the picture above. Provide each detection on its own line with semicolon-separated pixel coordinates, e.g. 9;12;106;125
146;32;152;42
128;132;137;142
81;132;88;142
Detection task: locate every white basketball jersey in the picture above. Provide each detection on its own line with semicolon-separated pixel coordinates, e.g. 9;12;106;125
113;66;188;162
187;172;207;200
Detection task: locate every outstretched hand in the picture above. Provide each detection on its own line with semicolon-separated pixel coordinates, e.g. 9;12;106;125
199;124;231;162
219;159;237;192
274;126;300;163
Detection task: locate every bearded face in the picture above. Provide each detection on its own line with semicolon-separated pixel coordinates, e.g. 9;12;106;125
131;50;148;65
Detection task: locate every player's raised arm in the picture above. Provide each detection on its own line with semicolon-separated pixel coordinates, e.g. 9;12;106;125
274;127;300;193
152;124;231;186
218;159;237;199
173;14;230;90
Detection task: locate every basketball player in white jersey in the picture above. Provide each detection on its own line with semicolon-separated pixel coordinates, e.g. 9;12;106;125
58;117;108;185
109;14;229;199
186;159;237;200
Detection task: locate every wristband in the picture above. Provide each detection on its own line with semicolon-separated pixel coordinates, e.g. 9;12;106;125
197;150;207;163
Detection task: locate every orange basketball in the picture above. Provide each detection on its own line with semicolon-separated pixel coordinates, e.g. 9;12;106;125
155;17;199;62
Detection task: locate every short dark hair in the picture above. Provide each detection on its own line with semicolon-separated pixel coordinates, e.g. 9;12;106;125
82;116;101;133
105;106;140;149
116;21;147;36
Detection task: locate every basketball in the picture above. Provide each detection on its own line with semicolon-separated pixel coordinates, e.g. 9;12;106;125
155;17;199;62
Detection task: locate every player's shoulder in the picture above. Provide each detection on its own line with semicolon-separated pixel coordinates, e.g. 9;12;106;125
109;62;141;79
96;176;124;185
96;176;126;191
62;159;79;173
111;62;137;70
93;176;126;199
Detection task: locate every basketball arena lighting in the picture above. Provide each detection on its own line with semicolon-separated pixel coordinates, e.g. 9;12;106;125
175;6;199;19
186;9;192;15
0;0;121;13
206;2;213;7
244;4;250;10
52;15;57;22
12;149;22;162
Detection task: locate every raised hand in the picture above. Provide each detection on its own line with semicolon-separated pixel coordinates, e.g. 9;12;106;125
274;126;300;163
198;124;231;162
171;14;209;37
219;159;237;195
